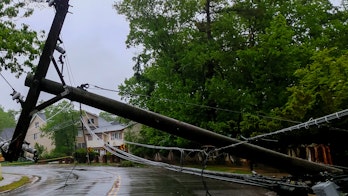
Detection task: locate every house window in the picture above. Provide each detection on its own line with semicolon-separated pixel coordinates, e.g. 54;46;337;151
117;132;122;139
111;132;122;140
33;133;38;140
77;143;86;149
88;118;94;124
87;135;92;141
35;122;39;128
77;130;83;137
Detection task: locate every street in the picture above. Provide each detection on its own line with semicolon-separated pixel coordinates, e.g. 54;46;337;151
1;165;277;196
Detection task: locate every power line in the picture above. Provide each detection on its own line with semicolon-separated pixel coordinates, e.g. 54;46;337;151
90;84;348;135
80;114;311;192
125;140;202;153
89;84;299;124
45;101;72;121
0;72;15;91
216;109;348;152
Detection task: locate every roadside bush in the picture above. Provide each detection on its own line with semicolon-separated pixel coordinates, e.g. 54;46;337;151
41;151;66;160
74;148;88;163
89;151;99;162
34;143;47;159
74;148;99;163
119;160;135;167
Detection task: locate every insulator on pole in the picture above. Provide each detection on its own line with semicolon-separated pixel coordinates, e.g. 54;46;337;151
55;45;66;54
11;91;20;100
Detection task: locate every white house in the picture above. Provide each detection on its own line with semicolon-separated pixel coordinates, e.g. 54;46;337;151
25;113;55;153
85;121;127;155
23;110;139;158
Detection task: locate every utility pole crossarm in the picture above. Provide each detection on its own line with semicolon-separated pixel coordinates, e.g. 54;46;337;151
5;0;70;162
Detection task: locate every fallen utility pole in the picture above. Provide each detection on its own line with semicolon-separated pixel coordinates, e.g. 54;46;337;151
25;75;343;176
4;0;70;162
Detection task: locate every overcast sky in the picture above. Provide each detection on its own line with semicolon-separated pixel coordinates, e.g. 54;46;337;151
1;0;137;115
0;0;342;115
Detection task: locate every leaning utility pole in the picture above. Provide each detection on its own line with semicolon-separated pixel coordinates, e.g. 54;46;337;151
4;0;70;162
24;75;343;176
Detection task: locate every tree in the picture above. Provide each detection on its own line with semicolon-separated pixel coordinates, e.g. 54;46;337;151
34;143;46;159
0;106;16;130
283;48;348;121
279;48;348;165
41;101;79;156
0;1;43;76
115;0;348;148
99;111;118;122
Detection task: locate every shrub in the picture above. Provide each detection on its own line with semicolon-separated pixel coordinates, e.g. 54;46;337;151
119;160;135;167
74;148;88;163
74;148;99;163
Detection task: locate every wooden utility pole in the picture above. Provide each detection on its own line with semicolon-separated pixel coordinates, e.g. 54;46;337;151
25;76;343;175
5;0;70;162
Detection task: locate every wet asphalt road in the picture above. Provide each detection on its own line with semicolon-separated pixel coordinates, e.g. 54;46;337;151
1;165;277;196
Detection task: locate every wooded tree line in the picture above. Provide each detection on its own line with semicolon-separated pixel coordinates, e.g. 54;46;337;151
114;0;348;159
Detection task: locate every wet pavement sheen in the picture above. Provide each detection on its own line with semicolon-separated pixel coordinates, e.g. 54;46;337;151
117;167;276;196
0;165;276;196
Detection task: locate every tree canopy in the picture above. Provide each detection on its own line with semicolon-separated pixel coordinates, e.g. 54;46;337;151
115;0;348;149
0;1;43;76
0;106;16;130
41;101;79;156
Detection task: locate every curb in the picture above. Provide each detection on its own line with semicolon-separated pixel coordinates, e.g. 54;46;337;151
0;174;38;193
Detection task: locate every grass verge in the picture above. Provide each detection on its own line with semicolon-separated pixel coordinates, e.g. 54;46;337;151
1;161;35;166
0;176;30;192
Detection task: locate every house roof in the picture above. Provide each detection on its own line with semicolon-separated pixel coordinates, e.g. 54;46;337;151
93;123;126;134
97;116;111;127
0;128;15;141
30;112;47;124
37;113;47;121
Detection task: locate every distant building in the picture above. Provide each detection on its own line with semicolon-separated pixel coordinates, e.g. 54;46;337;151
76;111;100;149
2;110;141;159
77;111;142;156
77;111;113;148
25;113;55;153
85;121;126;155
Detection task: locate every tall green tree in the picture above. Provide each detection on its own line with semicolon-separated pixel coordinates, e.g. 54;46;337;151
280;48;348;165
41;101;79;156
283;48;348;121
0;1;43;76
115;0;348;149
226;0;345;136
0;106;16;130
